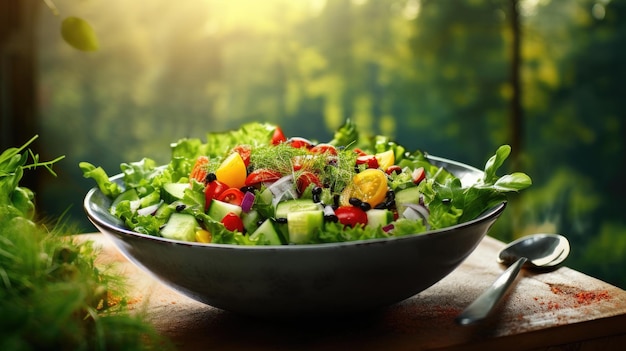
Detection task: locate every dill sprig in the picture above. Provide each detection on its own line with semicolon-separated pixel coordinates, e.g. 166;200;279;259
248;143;358;193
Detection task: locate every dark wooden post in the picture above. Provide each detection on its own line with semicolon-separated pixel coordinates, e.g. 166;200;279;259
0;0;39;185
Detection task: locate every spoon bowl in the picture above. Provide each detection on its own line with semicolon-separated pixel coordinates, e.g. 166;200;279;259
498;233;570;269
456;233;570;325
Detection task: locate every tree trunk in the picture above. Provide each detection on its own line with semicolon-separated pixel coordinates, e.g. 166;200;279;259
509;0;523;170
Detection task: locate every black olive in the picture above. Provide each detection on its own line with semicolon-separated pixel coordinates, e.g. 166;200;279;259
205;173;217;183
349;197;362;207
359;202;371;211
324;214;339;223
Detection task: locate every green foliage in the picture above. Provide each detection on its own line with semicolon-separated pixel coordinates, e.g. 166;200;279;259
1;139;172;350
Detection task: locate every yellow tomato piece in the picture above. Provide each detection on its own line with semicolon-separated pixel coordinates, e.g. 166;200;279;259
195;229;212;243
375;150;395;171
215;152;247;189
340;168;388;207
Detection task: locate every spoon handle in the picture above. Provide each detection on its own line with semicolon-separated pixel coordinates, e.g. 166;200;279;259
455;257;528;325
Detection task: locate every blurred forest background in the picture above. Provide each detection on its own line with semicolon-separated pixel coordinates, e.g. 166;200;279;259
4;0;625;287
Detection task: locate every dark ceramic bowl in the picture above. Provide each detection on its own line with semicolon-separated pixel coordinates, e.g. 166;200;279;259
84;155;506;317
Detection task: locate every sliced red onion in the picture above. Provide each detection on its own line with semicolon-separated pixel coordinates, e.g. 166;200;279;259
137;201;162;216
382;223;395;232
241;191;256;212
401;203;430;222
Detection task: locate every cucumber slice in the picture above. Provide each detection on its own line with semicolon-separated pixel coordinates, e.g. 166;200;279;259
366;209;394;229
207;199;243;221
249;219;283;245
140;190;161;208
242;209;261;233
162;183;190;203
394;186;421;214
160;213;197;242
287;210;323;244
275;199;323;219
111;188;140;215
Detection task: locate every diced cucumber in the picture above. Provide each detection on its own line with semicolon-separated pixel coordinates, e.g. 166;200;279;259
162;183;190;203
394;186;421;215
207;199;242;221
366;209;394;229
287;210;323;244
275;199;323;219
160;213;197;242
242;209;261;233
249;219;283;245
140;190;161;208
111;189;140;215
154;202;174;220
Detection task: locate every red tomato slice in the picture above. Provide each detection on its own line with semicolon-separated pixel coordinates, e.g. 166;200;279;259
271;127;287;145
245;169;282;186
386;165;402;175
412;167;426;184
217;188;245;206
356;155;379;169
204;180;229;210
221;212;244;232
296;171;322;194
287;137;313;149
334;206;368;227
353;148;368;156
232;145;251;167
309;143;337;156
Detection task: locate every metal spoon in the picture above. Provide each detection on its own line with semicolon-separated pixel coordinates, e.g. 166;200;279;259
455;233;570;326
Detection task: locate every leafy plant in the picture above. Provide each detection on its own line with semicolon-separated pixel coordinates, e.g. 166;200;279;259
0;136;172;350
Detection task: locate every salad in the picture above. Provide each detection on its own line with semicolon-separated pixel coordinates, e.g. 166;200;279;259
80;120;531;245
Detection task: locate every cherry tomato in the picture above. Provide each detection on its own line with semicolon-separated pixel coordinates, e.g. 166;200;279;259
287;137;313;149
221;212;244;232
386;165;402;175
232;145;251;167
296;171;322;194
245;169;282;186
356;155;379;169
309;143;337;156
334;206;368;227
204;180;229;210
217;188;245;206
189;156;209;184
412;167;426;184
271;127;287;145
340;168;388;207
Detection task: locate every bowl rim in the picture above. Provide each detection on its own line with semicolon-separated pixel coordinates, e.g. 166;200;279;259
84;155;506;251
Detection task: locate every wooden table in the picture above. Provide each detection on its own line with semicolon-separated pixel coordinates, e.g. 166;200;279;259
81;233;626;350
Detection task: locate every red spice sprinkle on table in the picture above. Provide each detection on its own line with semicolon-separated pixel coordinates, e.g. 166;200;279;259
575;290;610;305
535;284;613;311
